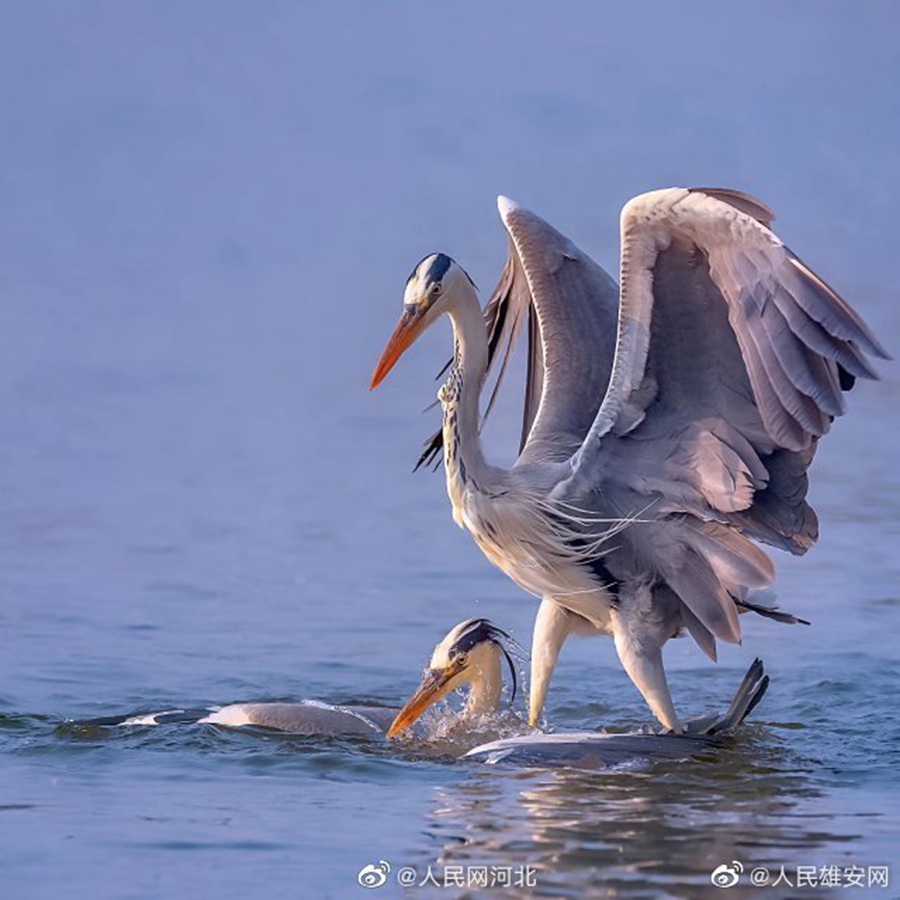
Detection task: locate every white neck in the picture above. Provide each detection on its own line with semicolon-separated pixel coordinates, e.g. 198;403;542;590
463;648;504;716
442;287;493;487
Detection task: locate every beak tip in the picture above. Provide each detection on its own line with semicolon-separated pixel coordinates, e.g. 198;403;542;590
386;716;408;739
388;668;452;738
370;309;421;393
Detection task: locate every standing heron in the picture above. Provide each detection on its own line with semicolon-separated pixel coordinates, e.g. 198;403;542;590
370;188;888;732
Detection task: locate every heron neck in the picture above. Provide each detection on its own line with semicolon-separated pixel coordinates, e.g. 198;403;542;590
464;653;504;716
444;290;491;483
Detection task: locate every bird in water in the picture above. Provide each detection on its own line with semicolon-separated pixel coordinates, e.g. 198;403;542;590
73;618;519;739
386;617;520;738
370;188;888;732
72;616;770;768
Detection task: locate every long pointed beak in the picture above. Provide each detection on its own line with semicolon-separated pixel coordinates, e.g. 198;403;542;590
370;307;425;390
387;667;456;738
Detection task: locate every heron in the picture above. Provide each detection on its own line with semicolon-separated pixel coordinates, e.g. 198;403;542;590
386;617;519;737
74;618;519;738
370;188;888;732
75;615;770;767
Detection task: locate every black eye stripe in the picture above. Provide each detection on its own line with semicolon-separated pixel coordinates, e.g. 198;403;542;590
424;253;452;284
448;618;513;656
443;618;521;708
407;252;453;288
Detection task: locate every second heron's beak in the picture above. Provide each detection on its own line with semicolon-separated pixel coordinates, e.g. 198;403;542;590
370;306;426;390
387;665;459;738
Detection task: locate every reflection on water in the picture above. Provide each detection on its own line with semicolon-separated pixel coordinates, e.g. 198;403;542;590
423;729;865;898
2;666;894;899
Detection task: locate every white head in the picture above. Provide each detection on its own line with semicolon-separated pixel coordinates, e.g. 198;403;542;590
370;253;476;389
387;618;517;738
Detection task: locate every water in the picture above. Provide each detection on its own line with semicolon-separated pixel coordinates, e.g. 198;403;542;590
1;4;898;898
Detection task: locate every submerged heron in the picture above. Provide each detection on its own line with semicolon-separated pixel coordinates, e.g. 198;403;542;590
78;618;517;738
78;616;768;768
370;188;888;732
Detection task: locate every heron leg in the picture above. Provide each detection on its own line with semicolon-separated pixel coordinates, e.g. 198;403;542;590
610;593;683;732
529;599;607;727
528;599;572;727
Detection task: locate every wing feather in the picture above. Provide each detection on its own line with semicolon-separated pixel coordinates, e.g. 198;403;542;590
491;197;620;463
574;186;887;466
563;187;887;657
522;306;544;452
666;547;742;644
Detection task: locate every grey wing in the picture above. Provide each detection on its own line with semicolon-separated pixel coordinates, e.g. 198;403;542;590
487;196;620;465
564;187;887;648
204;702;390;735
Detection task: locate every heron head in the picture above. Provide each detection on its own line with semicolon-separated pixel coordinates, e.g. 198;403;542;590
386;617;517;738
369;253;472;389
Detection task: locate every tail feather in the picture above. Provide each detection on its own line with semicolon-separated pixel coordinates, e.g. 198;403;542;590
735;595;810;626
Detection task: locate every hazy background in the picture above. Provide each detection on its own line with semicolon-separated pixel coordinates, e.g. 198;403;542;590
0;4;897;898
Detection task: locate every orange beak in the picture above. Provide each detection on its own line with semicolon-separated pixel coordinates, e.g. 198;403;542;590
369;307;426;390
386;667;457;738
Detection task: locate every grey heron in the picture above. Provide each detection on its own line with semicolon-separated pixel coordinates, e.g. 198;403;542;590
73;615;770;767
370;188;888;732
73;618;518;738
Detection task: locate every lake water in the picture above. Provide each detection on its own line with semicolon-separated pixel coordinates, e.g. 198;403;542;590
1;4;898;899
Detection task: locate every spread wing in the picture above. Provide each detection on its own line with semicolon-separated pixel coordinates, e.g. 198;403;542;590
563;187;887;649
493;197;620;465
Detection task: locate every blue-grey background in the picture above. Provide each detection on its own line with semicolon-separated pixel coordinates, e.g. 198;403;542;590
1;3;897;898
